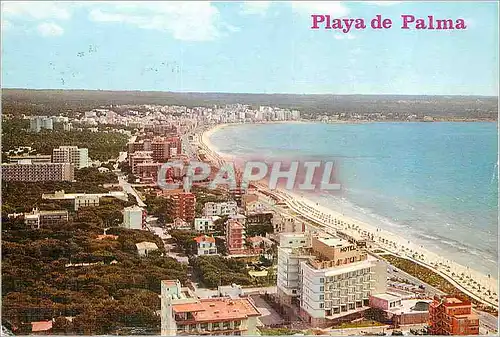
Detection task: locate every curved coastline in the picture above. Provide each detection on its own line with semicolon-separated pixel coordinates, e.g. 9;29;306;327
200;122;499;309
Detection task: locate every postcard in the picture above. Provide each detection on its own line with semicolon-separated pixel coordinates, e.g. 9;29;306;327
1;1;498;336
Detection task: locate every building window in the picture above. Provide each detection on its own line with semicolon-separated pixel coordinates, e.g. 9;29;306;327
320;278;325;283
320;295;324;300
320;286;324;291
320;303;324;309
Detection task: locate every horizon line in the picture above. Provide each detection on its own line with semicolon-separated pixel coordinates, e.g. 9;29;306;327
2;87;499;98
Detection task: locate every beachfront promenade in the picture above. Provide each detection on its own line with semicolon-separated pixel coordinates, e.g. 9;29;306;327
197;125;499;310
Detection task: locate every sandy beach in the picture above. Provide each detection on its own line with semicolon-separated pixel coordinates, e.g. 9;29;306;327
198;123;499;310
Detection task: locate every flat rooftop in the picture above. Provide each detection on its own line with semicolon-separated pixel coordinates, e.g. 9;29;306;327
323;255;376;276
316;236;349;247
172;298;261;322
444;297;465;304
371;293;402;302
39;210;68;215
280;233;306;238
388;299;432;315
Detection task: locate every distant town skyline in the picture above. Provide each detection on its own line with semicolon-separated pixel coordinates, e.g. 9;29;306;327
1;1;499;96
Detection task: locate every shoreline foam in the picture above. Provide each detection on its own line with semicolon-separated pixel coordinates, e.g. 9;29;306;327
199;123;499;309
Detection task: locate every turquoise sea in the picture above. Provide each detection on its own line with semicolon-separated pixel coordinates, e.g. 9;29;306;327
209;122;498;276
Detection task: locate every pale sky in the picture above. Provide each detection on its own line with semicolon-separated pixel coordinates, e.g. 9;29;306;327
1;1;499;95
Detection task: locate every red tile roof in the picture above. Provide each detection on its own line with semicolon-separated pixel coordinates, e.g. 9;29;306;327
96;234;118;240
228;221;244;230
172;298;261;322
194;235;216;243
247;236;264;243
31;321;53;332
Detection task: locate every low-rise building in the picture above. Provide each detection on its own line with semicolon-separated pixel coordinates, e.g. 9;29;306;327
194;216;220;232
74;194;100;211
369;294;430;326
42;190;128;207
161;279;261;336
170;217;192;231
244;200;266;214
23;208;69;229
31;320;53;334
369;293;402;311
194;235;218;256
136;241;159;256
203;201;238;217
246;212;273;225
247;236;273;250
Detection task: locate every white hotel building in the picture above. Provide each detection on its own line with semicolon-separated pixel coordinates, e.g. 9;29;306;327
277;232;387;327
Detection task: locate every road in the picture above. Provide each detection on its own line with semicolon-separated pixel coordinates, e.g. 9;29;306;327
326;323;426;336
475;309;499;334
386;262;445;297
250;294;284;326
117;174;146;207
181;132;199;160
191;284;277;299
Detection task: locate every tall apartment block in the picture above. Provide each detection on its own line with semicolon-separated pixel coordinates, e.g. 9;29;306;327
166;192;196;222
122;205;146;230
1;160;75;182
30;116;53;133
225;219;245;254
128;136;182;162
129;151;154;174
277;232;387;327
429;296;479;335
52;146;89;169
